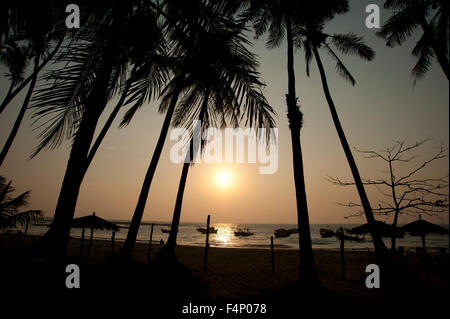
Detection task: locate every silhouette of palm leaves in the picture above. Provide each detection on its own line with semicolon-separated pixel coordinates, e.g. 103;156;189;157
0;176;41;230
378;0;449;81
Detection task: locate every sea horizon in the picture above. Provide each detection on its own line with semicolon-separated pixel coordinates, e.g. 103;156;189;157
15;219;449;251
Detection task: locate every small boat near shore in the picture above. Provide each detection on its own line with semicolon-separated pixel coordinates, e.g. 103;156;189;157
336;232;365;242
234;228;254;236
274;228;290;238
274;228;298;238
197;227;218;234
161;228;171;233
319;228;335;238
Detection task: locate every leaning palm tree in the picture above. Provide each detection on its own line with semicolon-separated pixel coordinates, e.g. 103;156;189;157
241;0;349;284
0;0;65;115
29;1;168;258
378;0;449;81
0;176;41;230
0;1;65;167
156;30;275;262
296;17;387;260
120;0;257;260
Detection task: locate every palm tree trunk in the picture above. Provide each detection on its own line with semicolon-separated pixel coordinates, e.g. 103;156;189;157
0;36;64;115
85;65;137;168
121;88;182;261
157;137;195;261
157;92;209;261
32;1;130;258
312;46;387;261
0;55;40;167
285;18;317;285
160;158;190;259
4;81;15;101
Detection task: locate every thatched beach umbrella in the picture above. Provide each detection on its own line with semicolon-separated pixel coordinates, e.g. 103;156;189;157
72;212;119;258
349;220;396;236
401;215;449;253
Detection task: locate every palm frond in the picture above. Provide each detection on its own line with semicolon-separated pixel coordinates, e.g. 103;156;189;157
303;39;314;77
29;40;102;158
330;33;375;60
266;12;285;49
1;210;41;229
324;43;356;85
412;32;435;82
377;5;422;46
0;176;41;230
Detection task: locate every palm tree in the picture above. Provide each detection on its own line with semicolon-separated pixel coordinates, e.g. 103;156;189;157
378;0;449;81
296;18;387;260
0;1;65;167
0;1;69;114
242;0;348;285
156;30;275;261
29;1;168;258
120;1;272;260
0;176;41;230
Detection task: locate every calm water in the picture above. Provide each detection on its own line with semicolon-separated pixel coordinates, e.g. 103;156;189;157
22;220;449;250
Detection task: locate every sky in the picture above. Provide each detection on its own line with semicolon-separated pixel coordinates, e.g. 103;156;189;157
0;0;448;225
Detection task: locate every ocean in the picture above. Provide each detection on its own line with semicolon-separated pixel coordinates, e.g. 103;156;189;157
22;220;449;251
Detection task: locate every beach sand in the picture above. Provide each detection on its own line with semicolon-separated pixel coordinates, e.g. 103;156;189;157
1;233;448;304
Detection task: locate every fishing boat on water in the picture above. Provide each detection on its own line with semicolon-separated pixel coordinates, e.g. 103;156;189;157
274;228;290;238
319;228;335;238
197;227;218;234
234;228;254;236
161;228;171;233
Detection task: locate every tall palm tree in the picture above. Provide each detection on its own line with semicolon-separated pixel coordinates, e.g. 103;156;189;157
296;18;387;260
120;1;271;260
0;0;68;115
378;0;449;81
156;31;275;261
242;0;348;284
29;0;167;258
0;176;41;230
0;1;65;167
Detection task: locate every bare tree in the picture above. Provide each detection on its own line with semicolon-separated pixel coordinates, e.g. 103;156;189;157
328;138;449;250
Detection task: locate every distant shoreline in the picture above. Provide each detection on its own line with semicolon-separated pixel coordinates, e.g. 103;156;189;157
1;232;448;253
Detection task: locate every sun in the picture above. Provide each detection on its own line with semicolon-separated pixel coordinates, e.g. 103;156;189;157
216;170;232;188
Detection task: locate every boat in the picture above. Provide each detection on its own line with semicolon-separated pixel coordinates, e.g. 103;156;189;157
319;228;335;238
274;228;291;238
335;232;365;242
234;228;254;236
161;228;171;233
288;228;298;234
197;227;218;234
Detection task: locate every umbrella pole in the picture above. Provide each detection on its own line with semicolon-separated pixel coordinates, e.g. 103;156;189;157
87;227;94;258
112;231;116;255
148;223;154;263
421;234;427;255
339;228;346;280
79;227;85;260
23;219;29;246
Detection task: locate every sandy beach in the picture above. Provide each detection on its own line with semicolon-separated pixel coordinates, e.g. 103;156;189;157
1;233;448;304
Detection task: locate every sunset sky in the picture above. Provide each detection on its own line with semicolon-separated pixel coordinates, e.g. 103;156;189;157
0;0;448;225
